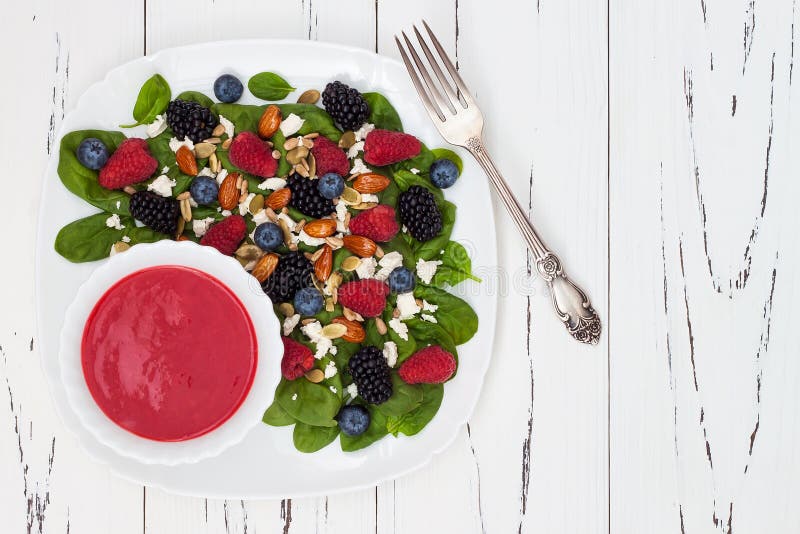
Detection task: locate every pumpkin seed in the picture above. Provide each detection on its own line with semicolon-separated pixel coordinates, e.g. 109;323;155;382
113;241;131;254
235;244;262;261
341;255;360;271
278;303;295;316
340;187;361;205
249;194;265;214
321;323;347;339
338;131;356;149
325;297;335;312
305;369;325;383
297;89;320;104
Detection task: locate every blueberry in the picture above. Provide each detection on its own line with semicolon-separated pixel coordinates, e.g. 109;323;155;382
189;176;219;205
429;158;459;189
213;74;244;103
387;266;416;293
254;222;283;252
337;405;371;436
317;173;345;199
294;287;324;316
76;138;109;170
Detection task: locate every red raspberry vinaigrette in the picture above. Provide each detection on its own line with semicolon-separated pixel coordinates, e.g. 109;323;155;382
81;265;257;442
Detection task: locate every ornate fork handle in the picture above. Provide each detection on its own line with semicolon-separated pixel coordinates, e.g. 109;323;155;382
465;136;602;345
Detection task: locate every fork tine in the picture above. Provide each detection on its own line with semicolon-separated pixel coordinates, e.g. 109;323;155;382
395;36;445;122
402;31;455;117
412;25;459;111
422;20;474;105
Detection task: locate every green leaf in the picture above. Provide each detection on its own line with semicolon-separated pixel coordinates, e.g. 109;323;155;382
393;170;443;200
413;285;478;345
382;233;415;269
54;212;163;263
432;240;480;286
276;378;340;427
411;200;456;261
363;92;403;131
262;400;296;426
376;374;423;416
390;143;435;175
58;130;131;214
121;74;171;128
211;102;341;143
430;148;463;175
176;90;214;109
340;408;389;451
386;384;443;437
248;72;296;101
293;423;340;453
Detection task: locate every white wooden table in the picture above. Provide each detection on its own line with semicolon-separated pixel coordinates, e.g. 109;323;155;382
2;0;798;532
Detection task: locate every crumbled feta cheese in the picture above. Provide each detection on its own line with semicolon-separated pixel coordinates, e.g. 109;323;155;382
192;217;216;238
296;230;326;247
220;209;232;217
301;320;333;359
346;383;359;398
335;201;350;233
277;212;296;231
350;158;370;175
198;167;215;178
416;258;443;284
324;360;338;379
258;177;287;191
161;166;170;174
105;213;125;230
121;235;131;243
402;225;408;233
375;251;404;281
409;168;420;175
279;113;305;137
169;137;194;153
252;209;270;226
361;193;379;203
422;299;438;313
147;174;177;197
354;123;375;142
115;200;121;210
383;341;398;368
283;314;301;336
355;257;377;279
330;345;338;355
146;114;167;138
396;292;421;318
347;141;364;159
329;386;338;394
215;168;228;185
238;193;256;216
291;393;298;401
219;115;235;139
421;314;438;323
389;318;409;341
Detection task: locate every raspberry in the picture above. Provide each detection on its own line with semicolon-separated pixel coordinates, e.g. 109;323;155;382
310;136;349;176
398;186;442;242
229;131;278;178
348;346;392;404
281;337;315;380
200;215;247;255
98;138;158;189
129;191;180;235
398;346;456;384
337;279;390;318
363;129;421;166
348;205;399;242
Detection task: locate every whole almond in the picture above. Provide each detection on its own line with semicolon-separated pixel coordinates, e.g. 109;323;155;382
304;219;337;238
258;104;282;139
331;317;366;343
314;244;333;281
176;145;198;175
218;173;240;210
251;253;279;282
342;235;377;258
265;188;291;210
353;173;390;193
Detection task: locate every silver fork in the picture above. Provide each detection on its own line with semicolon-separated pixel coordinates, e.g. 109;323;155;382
395;22;601;345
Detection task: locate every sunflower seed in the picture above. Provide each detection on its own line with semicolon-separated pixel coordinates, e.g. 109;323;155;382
123;185;137;195
277;218;293;245
392;308;400;318
272;149;281;160
204;137;222;145
212;124;226;137
295;219;306;233
265;207;278;221
302;318;316;325
308;153;316;178
375;317;388;335
194;142;216;158
325;297;335;312
286;146;309;165
352;201;378;210
175;217;185;239
210;152;221;172
180;198;192;222
304;132;319;139
310;248;325;262
283;137;300;151
222;138;232;150
176;191;191;201
325;236;343;249
343;306;357;321
374;245;384;259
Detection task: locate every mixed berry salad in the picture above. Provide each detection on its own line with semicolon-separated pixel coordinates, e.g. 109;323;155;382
56;70;479;453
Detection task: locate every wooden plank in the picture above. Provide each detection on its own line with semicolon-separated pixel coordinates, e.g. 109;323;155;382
610;0;800;531
0;2;145;534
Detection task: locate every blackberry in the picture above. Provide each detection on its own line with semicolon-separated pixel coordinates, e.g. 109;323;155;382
398;186;443;242
262;251;313;303
322;81;370;131
129;191;180;235
287;174;335;218
165;99;219;143
348;346;393;405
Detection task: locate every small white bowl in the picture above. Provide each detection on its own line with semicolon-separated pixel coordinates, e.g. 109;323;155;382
59;240;282;466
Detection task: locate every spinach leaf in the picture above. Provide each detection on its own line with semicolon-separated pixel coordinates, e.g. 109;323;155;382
406;319;459;359
54;212;163;263
340;407;389;451
58;130;131;214
382;233;415;269
387;326;417;364
121;74;171;128
293;423;339;453
262;399;296;426
277;104;341;141
430;148;463;175
248;72;296;101
276;378;340;427
393;170;443;200
386;384;443;437
176;90;214;109
211;103;262;132
413;285;478;345
363;92;403;131
412;200;455;261
432;240;480;286
391;143;434;175
376;374;423;416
